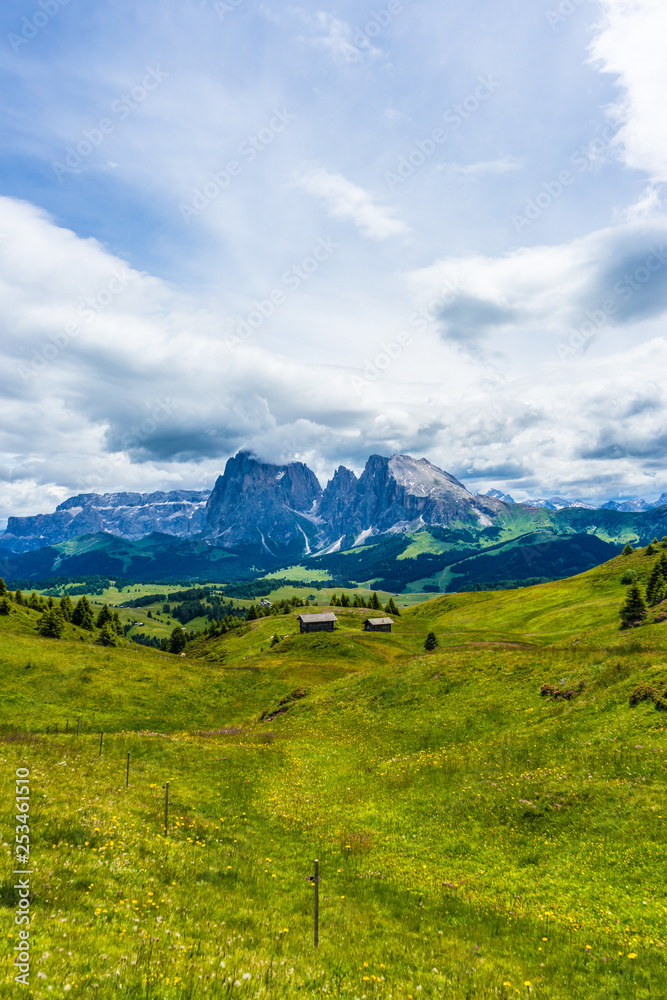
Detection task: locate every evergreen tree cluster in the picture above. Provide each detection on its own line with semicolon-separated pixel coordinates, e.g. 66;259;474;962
0;580;125;644
329;591;400;615
619;551;667;628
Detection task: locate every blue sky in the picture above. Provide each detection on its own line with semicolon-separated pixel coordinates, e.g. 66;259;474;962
1;0;667;520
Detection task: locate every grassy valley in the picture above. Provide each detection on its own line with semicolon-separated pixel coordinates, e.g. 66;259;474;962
1;547;667;996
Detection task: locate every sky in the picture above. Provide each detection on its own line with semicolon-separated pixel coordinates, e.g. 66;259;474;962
1;0;667;523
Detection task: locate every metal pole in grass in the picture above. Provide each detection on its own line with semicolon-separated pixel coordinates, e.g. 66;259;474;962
314;859;319;947
164;782;169;835
99;731;103;756
126;752;130;788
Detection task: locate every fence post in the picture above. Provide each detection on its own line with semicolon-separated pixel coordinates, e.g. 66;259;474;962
164;782;169;836
126;752;130;788
314;859;319;947
99;731;103;756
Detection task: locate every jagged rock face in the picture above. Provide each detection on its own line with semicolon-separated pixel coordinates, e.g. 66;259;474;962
2;490;210;553
203;451;323;555
342;454;502;542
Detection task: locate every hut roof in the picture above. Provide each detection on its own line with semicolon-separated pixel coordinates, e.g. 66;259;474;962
297;613;338;623
364;617;394;626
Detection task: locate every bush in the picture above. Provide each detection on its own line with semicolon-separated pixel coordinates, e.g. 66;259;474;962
629;683;655;707
622;543;634;556
620;570;637;585
0;597;11;616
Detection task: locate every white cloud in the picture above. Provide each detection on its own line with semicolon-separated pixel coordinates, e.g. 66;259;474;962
441;156;523;178
590;0;667;184
294;162;409;240
300;11;380;64
406;220;667;348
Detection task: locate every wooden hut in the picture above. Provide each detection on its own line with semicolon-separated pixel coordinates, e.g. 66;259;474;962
364;617;393;633
298;612;338;634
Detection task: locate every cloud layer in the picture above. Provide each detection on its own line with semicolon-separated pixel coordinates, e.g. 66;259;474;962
1;0;667;521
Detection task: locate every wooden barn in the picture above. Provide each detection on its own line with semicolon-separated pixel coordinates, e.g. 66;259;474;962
364;617;393;633
298;612;338;634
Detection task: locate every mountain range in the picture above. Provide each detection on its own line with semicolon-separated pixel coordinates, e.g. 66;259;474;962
484;488;667;512
1;451;666;591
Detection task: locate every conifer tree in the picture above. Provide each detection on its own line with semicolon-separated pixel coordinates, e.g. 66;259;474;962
658;552;667;580
646;543;656;555
96;604;113;629
0;578;7;596
59;594;73;621
112;611;124;636
646;563;666;608
619;583;647;629
246;604;258;621
352;594;363;608
340;593;351;607
14;589;24;606
329;594;339;607
72;596;94;630
28;591;42;610
0;597;11;615
369;592;382;610
38;608;64;638
385;597;400;616
622;543;634;556
99;622;118;646
424;631;439;651
169;626;187;654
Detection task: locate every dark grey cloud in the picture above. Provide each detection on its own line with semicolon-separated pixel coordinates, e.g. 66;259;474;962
437;294;517;342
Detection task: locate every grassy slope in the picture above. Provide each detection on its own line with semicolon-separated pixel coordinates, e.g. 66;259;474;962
1;553;667;997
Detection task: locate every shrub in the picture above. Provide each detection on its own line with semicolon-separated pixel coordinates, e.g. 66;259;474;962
622;543;634;556
620;570;637;585
629;683;655;707
0;597;12;615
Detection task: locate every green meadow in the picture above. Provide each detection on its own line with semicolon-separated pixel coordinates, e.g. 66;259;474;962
1;546;667;997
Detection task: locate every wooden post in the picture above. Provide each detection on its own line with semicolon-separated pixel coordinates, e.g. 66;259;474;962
164;782;169;836
99;731;103;756
126;752;130;788
314;859;319;947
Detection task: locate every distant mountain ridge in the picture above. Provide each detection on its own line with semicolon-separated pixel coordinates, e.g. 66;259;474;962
482;488;667;513
1;489;210;553
2;453;667;590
